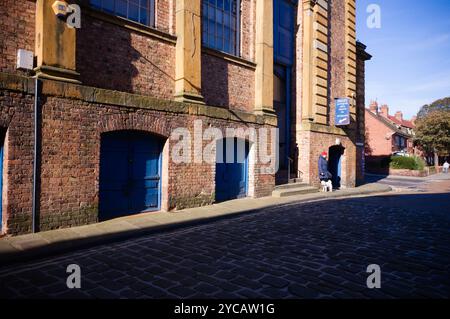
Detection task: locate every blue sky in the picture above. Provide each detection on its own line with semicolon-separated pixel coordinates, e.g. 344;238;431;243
356;0;450;119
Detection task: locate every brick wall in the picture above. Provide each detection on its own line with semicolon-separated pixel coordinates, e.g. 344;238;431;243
0;90;34;235
239;0;255;61
298;129;356;188
329;0;346;126
365;110;394;156
356;44;369;185
0;76;275;235
0;0;35;76
200;0;256;111
201;54;255;112
77;13;176;100
155;0;175;34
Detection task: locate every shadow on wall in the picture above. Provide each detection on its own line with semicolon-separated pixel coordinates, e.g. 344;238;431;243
76;14;138;93
76;12;176;96
201;54;230;109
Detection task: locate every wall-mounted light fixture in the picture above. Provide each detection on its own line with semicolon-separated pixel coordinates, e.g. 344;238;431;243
51;1;81;28
52;1;68;18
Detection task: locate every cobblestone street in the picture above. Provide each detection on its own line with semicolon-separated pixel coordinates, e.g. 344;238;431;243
0;192;449;299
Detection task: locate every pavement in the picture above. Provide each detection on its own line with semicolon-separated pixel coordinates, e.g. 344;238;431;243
365;172;450;192
0;182;391;265
0;179;449;299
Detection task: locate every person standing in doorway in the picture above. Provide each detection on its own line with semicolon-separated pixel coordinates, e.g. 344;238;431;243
319;151;333;192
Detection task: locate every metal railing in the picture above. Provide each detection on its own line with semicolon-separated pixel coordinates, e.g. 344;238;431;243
287;156;303;182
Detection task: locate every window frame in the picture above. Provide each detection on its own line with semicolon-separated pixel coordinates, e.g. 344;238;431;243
201;0;242;57
89;0;156;28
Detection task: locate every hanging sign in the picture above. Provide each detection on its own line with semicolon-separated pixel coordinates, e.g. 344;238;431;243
335;98;350;126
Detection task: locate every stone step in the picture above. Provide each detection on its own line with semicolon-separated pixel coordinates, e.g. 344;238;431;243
274;182;310;190
272;185;319;198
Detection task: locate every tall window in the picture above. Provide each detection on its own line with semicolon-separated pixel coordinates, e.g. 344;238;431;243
202;0;240;56
90;0;155;27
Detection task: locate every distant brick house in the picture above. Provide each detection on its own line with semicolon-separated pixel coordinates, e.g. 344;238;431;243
365;101;417;158
0;0;370;235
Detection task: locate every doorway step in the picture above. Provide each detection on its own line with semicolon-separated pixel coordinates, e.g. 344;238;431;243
272;182;319;198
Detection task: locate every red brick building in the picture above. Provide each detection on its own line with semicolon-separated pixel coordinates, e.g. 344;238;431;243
0;0;370;235
365;101;417;158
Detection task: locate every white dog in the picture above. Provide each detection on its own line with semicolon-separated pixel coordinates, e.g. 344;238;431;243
321;180;333;192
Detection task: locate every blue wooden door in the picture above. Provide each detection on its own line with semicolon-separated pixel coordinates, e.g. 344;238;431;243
99;131;162;220
215;138;249;202
328;145;344;189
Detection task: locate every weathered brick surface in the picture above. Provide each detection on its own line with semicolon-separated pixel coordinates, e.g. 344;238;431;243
0;81;275;234
356;46;368;185
0;0;369;235
0;91;34;235
0;0;35;76
240;0;255;61
77;13;176;100
294;0;365;188
365;109;394;156
298;130;356;188
329;0;346;126
201;54;255;112
155;0;175;34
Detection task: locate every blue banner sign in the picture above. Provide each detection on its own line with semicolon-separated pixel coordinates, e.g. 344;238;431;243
335;98;350;126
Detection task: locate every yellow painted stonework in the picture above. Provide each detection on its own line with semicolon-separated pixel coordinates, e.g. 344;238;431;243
254;0;274;114
174;0;204;104
301;0;329;125
35;0;79;83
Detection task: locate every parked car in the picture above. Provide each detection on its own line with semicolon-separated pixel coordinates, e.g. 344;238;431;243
392;151;409;157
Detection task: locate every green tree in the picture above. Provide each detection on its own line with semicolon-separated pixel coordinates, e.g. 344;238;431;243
417;97;450;118
414;109;450;166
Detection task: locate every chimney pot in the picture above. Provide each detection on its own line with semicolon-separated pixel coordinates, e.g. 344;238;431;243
395;111;403;122
380;104;389;117
369;100;379;113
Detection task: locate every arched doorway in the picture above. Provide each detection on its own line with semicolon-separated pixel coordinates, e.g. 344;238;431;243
328;145;345;189
215;137;249;202
99;130;164;221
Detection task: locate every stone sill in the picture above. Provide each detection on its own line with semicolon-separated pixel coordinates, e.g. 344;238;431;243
84;6;177;45
0;72;277;127
202;48;257;70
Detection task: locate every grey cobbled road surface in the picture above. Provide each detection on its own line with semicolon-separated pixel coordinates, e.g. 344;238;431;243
0;192;449;299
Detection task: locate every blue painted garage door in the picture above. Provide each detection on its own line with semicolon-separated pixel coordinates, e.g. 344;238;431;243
215;138;249;202
99;131;163;221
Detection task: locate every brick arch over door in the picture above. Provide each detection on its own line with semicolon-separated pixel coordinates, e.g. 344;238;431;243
97;113;172;138
96;113;174;217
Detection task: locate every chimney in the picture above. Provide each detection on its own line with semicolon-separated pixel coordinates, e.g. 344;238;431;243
395;111;403;122
369;100;378;113
380;104;389;117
